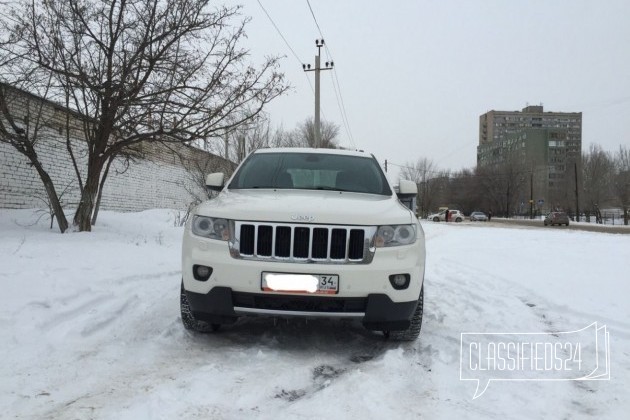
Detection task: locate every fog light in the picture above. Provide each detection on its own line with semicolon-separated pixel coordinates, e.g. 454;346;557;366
389;274;410;290
193;264;212;281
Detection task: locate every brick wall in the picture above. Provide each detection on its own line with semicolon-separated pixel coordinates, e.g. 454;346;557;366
0;83;232;212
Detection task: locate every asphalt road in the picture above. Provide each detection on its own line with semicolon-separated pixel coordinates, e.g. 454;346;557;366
477;218;630;234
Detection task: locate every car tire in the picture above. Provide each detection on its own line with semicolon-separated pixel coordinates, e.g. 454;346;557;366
455;217;462;222
433;217;439;222
385;286;423;342
180;282;220;332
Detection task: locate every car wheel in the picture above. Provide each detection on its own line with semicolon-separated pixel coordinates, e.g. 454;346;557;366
180;281;220;332
385;287;423;342
433;217;439;222
456;217;462;222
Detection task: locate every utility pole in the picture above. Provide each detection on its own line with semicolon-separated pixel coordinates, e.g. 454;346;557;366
303;39;333;148
385;159;388;173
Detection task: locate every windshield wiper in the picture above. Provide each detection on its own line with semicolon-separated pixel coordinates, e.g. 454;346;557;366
304;186;350;192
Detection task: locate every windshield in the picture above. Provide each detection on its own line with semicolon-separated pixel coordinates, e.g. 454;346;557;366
228;152;392;196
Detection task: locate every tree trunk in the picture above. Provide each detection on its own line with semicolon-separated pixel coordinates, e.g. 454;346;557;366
32;160;69;233
74;157;105;231
91;155;114;226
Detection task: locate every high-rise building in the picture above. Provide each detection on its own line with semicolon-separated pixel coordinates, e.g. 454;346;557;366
477;105;582;211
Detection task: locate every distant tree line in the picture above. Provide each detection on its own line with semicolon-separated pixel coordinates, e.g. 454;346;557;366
401;144;630;225
214;117;339;164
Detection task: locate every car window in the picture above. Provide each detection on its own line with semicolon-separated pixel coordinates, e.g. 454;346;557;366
228;152;392;196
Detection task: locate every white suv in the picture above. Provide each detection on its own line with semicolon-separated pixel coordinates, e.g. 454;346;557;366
428;209;464;222
181;148;426;340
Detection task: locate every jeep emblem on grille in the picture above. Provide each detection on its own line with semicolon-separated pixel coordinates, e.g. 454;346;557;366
291;214;315;222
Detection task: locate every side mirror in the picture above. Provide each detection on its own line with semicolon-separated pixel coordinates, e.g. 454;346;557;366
397;179;418;198
205;172;225;192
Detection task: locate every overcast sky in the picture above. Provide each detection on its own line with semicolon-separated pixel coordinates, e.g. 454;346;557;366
229;0;630;176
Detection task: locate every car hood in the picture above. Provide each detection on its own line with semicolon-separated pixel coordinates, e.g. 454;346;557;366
194;189;414;226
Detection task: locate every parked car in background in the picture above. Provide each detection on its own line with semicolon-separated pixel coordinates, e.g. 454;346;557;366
470;211;488;222
544;212;570;226
427;209;464;222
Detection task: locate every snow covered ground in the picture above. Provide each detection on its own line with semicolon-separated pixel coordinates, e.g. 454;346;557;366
1;209;629;419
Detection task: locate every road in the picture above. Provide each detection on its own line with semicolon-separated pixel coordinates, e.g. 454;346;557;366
487;218;630;234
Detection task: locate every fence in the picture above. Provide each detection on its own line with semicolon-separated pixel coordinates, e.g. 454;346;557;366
511;211;628;226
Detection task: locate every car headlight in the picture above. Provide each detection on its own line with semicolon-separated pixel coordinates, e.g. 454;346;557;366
192;216;230;241
375;224;416;247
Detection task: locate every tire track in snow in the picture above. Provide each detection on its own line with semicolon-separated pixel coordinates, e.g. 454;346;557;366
80;294;140;337
426;256;619;418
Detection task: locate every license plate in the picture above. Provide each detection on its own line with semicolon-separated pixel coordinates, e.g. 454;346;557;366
261;272;339;295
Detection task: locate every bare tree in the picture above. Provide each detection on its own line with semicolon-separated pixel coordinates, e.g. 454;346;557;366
221;116;273;164
477;153;527;217
1;0;288;231
613;145;630;224
31;179;76;229
298;118;339;149
177;151;235;224
581;144;615;217
0;83;71;232
428;171;452;211
399;157;437;217
269;124;293;148
273;118;339;149
449;168;483;215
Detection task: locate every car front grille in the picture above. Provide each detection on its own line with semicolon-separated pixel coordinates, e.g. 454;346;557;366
229;222;377;264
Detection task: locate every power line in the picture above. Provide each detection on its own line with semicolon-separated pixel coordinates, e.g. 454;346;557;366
328;64;356;148
256;0;301;66
255;0;316;97
305;0;325;39
434;140;477;165
305;0;356;148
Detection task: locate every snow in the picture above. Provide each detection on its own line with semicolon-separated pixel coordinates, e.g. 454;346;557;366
1;209;629;419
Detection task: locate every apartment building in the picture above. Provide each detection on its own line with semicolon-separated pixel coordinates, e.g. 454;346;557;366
477;105;582;211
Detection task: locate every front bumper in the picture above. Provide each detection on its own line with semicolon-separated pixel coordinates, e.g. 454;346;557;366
184;286;421;331
182;224;425;330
